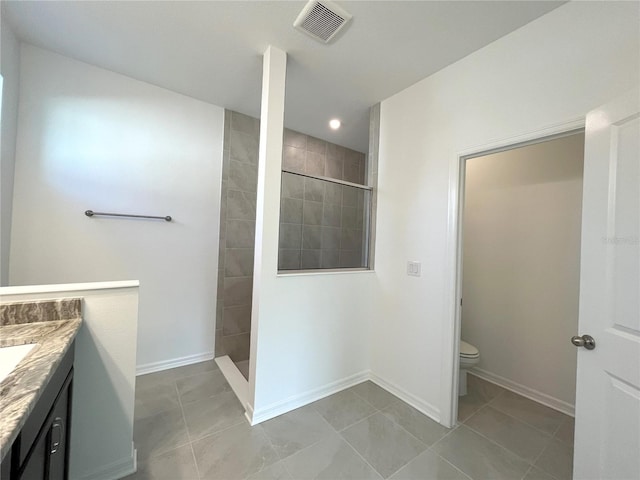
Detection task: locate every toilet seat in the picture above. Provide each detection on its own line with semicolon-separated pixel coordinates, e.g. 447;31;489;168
460;340;479;359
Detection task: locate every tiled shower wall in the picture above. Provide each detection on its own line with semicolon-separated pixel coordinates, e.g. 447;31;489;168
215;110;369;362
215;111;259;363
279;130;368;270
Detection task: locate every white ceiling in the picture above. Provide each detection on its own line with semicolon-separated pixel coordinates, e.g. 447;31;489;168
3;1;564;152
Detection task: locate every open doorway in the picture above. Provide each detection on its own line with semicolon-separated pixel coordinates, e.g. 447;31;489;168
454;130;584;478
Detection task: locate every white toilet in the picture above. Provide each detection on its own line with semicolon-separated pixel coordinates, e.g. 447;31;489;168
458;340;480;396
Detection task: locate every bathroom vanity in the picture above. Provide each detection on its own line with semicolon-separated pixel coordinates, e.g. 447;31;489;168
0;299;82;480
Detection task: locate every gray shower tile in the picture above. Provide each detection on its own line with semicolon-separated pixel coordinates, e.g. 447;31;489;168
321;227;341;250
223;304;252;335
303;201;323;226
341;206;358;228
324;182;342;205
341;412;427;478
284;128;307;149
222;332;251;362
224;248;254;277
279;223;302;249
192;422;278;480
321;249;340;268
227;189;256;220
490;390;567;435
389;450;470;480
283;145;306;173
280;198;303;224
534;438;574;480
226;220;255;248
176;369;231;404
343;153;361;184
230;129;259;164
305;151;325;176
215;329;226;357
307;136;327;155
216;301;223;330
382;399;450;446
284;432;382;480
342;186;358;207
311;390;376;431
261;405;335;460
340;229;362;250
302;225;322;249
322;204;341;227
229;159;258;192
282;173;304;199
432;426;530;480
464;406;552;463
278;249;301;270
224;276;253;306
301;249;321;269
183;390;245;441
325;149;344;180
304;178;325;202
224;109;232;146
231;111;260;137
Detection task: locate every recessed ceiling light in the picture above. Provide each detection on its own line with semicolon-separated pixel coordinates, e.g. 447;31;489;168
329;119;341;130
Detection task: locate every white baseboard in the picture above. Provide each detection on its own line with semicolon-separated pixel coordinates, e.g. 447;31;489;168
136;351;215;376
369;372;441;423
73;445;136;480
249;370;370;425
471;368;575;417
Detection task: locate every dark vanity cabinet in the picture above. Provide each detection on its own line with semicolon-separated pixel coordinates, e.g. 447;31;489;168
5;344;75;480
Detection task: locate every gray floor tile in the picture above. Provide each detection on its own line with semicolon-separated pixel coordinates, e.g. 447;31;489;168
135;382;180;419
349;381;397;410
127;445;199;479
490;391;567;435
261;405;335;459
465;406;552;462
312;390;377;431
192;422;279;480
523;466;558;480
246;461;293;480
134;407;191;461
467;375;507;403
432;425;530;480
457;391;488;423
284;432;382;479
136;370;177;390
176;369;231;404
170;360;219;379
382;400;450;446
534;438;574;480
341;412;427;478
554;417;574;446
183;390;246;441
389;450;470;480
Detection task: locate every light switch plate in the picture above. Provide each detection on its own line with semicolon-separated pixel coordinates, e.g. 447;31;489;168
407;261;421;277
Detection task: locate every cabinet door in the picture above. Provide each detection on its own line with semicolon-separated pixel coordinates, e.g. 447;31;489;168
47;381;70;480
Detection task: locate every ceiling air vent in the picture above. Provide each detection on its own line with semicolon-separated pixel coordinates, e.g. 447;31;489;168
293;0;352;44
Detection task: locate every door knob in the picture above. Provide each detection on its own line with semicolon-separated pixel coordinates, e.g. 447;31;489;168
571;335;596;350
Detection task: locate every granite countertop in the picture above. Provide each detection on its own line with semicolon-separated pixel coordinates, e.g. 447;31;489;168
0;299;82;462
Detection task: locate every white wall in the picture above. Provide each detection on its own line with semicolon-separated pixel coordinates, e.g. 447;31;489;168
372;1;639;424
9;45;224;370
249;47;374;422
0;281;139;480
462;134;584;411
0;18;20;286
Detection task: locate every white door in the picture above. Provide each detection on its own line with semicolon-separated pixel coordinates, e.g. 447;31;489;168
573;88;640;480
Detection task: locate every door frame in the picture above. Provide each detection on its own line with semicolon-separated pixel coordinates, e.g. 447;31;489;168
439;118;586;428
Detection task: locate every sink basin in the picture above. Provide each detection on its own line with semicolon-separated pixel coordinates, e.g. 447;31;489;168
0;344;36;383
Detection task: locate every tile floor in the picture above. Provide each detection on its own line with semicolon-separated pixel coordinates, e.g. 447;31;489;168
125;362;574;480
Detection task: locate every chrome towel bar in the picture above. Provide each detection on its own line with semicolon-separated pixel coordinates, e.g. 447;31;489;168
85;210;172;222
